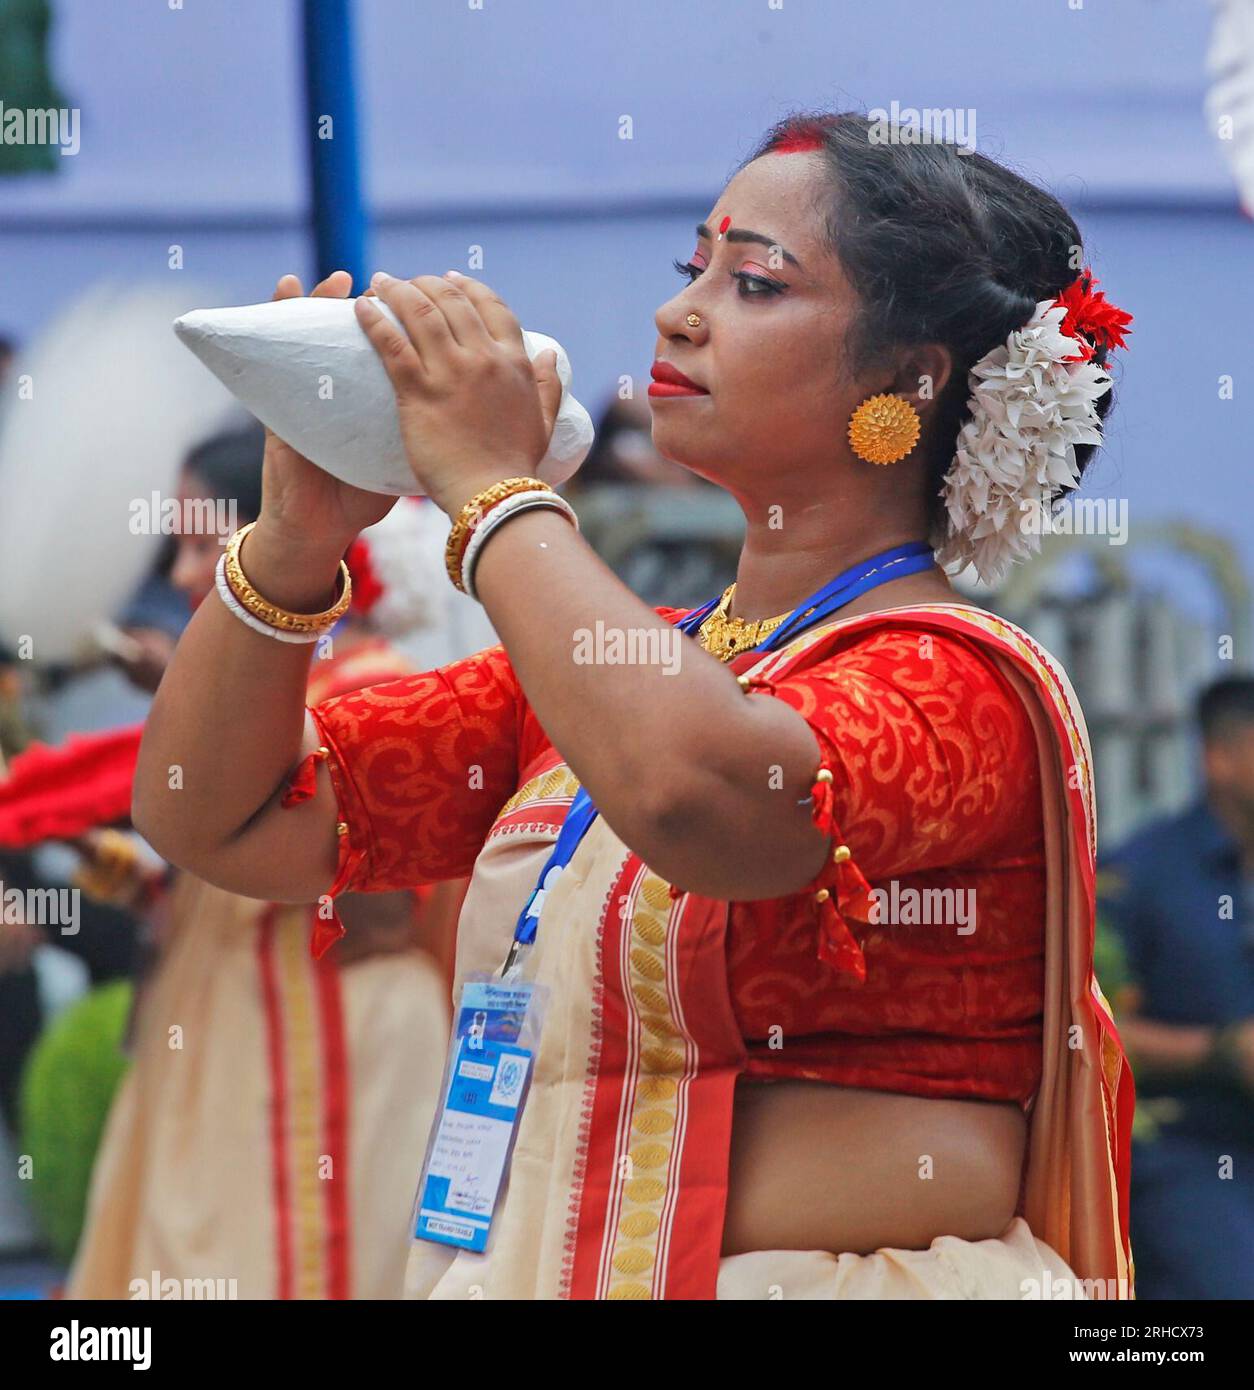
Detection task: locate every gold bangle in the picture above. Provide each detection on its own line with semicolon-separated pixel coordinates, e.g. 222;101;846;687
443;477;553;591
224;522;352;635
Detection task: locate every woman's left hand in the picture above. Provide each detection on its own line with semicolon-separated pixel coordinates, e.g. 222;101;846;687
355;271;563;516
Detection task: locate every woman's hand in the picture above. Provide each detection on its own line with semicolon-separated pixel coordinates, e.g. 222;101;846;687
355;271;563;517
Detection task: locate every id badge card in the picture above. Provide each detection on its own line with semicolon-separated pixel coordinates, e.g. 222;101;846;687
413;973;547;1253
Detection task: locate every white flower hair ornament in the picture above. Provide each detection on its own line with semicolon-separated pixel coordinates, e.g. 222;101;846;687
936;269;1132;585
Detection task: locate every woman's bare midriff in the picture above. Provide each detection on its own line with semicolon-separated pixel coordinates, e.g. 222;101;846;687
721;1079;1028;1258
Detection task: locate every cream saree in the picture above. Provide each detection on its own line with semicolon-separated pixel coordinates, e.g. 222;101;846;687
68;640;452;1300
401;603;1134;1300
67;877;449;1299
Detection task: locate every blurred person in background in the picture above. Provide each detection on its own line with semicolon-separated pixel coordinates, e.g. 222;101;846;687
0;695;142;1273
68;421;455;1299
0;849;47;1136
1100;676;1254;1299
1;638;144;1270
105;536;188;698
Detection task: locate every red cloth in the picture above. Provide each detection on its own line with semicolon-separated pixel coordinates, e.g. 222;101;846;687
300;637;428;957
0;724;143;847
301;613;1046;1106
726;624;1046;1104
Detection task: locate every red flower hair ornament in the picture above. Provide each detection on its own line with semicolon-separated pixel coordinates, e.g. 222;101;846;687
1053;268;1134;360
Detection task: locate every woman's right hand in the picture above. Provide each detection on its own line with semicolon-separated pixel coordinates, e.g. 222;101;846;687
257;271;399;560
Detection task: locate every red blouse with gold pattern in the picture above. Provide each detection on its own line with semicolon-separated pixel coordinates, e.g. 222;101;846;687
302;609;1045;1108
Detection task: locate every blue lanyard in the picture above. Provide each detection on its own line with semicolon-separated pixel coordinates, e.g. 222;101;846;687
503;541;933;966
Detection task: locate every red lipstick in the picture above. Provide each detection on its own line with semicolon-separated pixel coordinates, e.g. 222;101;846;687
649;360;709;398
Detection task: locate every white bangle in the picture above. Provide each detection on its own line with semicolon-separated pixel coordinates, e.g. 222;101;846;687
461;491;579;600
214;552;328;644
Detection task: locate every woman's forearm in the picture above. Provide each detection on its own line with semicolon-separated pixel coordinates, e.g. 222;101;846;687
471;506;826;895
135;497;824;899
132;524;342;860
474;508;738;756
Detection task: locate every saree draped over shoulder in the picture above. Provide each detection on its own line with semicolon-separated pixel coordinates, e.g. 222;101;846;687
67;640;451;1300
307;604;1135;1301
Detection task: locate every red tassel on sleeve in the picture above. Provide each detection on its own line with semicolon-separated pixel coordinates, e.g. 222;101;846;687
809;768;836;837
280;747;327;808
806;766;874;983
311;899;349;959
279;740;365;959
814;896;867;980
309;831;368;959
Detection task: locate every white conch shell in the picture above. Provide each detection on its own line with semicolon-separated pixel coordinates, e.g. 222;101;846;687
173;296;594;497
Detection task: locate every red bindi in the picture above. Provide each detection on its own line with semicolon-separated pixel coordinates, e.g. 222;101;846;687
717;215;731;239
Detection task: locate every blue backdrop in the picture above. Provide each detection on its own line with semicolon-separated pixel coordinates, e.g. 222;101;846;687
0;0;1249;587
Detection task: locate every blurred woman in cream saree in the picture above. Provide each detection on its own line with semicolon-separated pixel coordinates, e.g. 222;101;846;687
66;635;451;1300
67;455;459;1299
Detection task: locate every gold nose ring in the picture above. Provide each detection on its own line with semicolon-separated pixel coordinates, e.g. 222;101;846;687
686;313;701;328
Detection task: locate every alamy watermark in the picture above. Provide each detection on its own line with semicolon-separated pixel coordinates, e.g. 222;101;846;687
1;102;79;157
0;880;79;935
128;492;238;540
50;1322;150;1370
572;621;682;675
1019;497;1128;546
867;102;976;155
1020;1270;1133;1300
129;1269;239;1299
866;881;976;934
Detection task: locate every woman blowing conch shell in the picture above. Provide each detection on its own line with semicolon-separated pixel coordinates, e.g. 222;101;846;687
132;110;1135;1300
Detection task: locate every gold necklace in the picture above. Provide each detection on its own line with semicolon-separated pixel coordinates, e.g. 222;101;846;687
696;584;791;661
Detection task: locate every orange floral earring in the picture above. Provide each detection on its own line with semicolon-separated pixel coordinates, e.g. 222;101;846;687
847;393;921;465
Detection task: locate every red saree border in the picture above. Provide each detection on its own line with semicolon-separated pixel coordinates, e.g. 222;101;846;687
256;907;295;1299
564;855;744;1300
256;904;353;1299
488;752;580;843
312;929;351;1300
